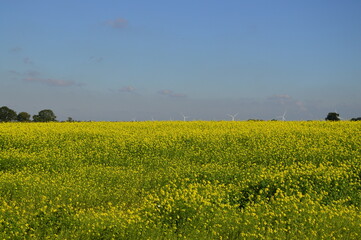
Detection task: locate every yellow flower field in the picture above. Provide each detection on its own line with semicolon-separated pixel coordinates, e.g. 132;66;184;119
0;121;360;239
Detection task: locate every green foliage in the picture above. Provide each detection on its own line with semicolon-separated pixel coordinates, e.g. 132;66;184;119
0;106;17;122
33;109;57;122
66;117;74;122
325;112;340;121
17;112;31;122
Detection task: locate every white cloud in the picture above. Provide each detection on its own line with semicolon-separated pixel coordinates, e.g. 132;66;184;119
295;101;307;111
9;47;22;53
267;94;292;104
26;70;41;77
8;70;21;75
23;57;34;65
266;94;309;116
89;56;103;63
23;77;82;87
119;86;136;93
158;89;186;98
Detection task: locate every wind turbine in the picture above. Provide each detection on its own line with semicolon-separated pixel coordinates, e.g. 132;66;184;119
277;110;287;121
180;113;189;121
227;113;238;121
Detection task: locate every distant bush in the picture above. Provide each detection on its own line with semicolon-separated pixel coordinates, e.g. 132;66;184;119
325;112;340;121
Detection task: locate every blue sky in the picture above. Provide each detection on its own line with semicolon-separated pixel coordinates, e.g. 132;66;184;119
1;0;360;121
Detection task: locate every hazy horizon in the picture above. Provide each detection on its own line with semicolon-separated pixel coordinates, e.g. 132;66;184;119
1;0;360;121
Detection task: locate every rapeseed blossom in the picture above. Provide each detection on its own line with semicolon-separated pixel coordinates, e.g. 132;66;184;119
0;121;360;239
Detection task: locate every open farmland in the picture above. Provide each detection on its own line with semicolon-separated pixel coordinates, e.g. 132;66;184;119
0;121;361;239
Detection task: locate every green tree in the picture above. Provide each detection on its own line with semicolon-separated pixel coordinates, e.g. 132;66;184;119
33;109;57;122
325;112;340;121
17;112;31;122
0;106;17;122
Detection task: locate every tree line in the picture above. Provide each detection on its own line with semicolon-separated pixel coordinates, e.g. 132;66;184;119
1;105;360;122
0;106;57;122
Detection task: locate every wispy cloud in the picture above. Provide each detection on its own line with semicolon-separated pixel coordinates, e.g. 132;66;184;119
104;18;128;29
295;101;307;111
9;70;40;77
89;56;103;63
8;70;21;75
119;86;136;93
267;94;292;105
268;94;291;101
26;70;41;77
23;57;34;65
158;89;186;98
23;77;82;87
9;47;22;53
267;94;307;112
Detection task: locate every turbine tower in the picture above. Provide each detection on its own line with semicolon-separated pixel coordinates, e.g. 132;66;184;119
180;113;189;121
277;110;287;121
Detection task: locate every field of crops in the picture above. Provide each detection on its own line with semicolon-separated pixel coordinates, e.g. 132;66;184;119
0;121;360;239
